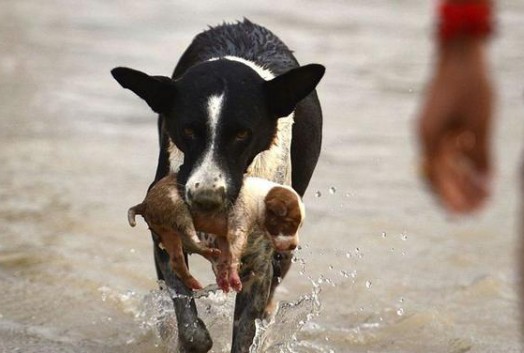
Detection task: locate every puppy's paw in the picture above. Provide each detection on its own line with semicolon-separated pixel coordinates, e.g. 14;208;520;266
184;276;204;291
202;247;221;260
229;270;242;292
217;275;230;293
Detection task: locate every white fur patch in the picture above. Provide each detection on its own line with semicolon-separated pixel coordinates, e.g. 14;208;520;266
185;93;227;200
222;56;275;81
273;234;299;250
207;94;223;133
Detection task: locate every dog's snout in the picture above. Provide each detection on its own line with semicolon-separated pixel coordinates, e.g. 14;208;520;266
190;186;226;212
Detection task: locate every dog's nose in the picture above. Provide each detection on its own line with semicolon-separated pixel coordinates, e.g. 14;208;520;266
189;186;226;212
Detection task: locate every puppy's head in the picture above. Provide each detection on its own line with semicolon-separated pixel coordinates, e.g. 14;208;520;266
111;59;324;214
264;186;305;251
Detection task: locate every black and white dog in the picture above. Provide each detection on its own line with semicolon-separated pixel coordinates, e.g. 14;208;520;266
112;19;324;353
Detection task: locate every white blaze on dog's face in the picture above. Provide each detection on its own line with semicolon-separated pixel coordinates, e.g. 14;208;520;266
184;93;228;211
264;186;305;251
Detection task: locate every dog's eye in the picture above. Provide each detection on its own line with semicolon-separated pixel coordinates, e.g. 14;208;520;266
235;130;250;141
183;127;195;139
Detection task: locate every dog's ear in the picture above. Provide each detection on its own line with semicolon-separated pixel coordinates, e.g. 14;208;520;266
111;67;176;114
265;64;325;117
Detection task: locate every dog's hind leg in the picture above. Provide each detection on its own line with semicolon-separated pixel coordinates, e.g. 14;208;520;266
152;232;213;353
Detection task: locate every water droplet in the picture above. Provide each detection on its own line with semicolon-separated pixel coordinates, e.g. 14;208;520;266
345;252;351;258
329;186;337;194
107;316;112;322
328;265;334;270
355;247;360;253
315;191;322;198
399;297;405;303
401;233;408;241
381;232;387;238
365;280;372;289
345;192;351;197
397;308;404;316
130;248;136;253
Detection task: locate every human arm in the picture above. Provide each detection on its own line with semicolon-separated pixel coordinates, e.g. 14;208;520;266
417;0;495;213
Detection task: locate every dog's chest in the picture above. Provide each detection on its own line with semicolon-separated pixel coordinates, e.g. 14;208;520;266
245;115;293;185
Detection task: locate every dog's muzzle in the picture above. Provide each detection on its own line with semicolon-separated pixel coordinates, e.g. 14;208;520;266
187;186;226;213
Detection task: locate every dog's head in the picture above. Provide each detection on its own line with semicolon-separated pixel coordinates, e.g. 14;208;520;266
111;59;324;213
264;186;305;251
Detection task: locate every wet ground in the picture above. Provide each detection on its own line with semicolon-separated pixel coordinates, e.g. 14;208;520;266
1;0;523;352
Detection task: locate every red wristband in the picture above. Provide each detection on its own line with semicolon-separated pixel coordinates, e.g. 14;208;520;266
438;2;494;42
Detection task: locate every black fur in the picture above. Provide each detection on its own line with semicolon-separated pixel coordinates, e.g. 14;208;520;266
112;19;324;353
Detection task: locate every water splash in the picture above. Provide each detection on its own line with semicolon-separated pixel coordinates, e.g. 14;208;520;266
135;282;179;348
249;279;322;353
113;278;326;353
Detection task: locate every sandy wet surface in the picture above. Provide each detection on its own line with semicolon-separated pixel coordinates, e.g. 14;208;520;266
1;0;523;352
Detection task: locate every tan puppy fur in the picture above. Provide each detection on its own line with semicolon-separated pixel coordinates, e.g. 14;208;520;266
128;174;220;290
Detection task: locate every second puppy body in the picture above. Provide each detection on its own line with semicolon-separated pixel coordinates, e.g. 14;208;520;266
128;174;305;292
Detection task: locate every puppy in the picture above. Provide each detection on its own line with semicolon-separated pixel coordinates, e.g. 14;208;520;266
128;174;221;290
128;175;305;293
213;177;305;292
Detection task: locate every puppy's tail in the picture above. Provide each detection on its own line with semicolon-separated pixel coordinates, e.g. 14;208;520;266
127;203;144;227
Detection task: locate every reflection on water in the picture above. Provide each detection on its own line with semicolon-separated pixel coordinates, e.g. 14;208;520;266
1;0;523;352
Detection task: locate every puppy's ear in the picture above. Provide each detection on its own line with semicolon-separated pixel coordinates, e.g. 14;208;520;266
265;64;325;117
266;197;287;217
111;67;176;114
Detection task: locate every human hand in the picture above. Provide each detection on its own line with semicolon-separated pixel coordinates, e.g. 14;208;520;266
418;39;494;213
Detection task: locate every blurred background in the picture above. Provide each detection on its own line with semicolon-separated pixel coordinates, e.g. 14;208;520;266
0;0;523;352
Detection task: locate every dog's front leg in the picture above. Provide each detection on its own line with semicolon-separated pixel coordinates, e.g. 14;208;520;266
231;240;274;353
153;234;213;353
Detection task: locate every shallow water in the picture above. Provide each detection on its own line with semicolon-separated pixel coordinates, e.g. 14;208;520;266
1;0;523;352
